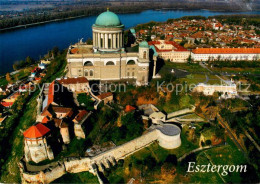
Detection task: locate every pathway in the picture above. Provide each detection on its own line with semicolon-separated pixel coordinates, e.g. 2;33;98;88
178;144;225;162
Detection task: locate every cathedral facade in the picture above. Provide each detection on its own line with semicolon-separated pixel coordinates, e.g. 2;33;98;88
66;10;157;86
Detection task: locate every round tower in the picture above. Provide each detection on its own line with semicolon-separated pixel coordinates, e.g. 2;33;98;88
23;123;54;163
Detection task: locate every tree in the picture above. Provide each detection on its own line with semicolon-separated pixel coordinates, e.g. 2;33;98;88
5;73;13;83
205;140;212;146
77;93;94;111
195;105;202;114
25;56;34;65
86;38;93;45
52;47;59;57
187;54;193;64
160;34;165;40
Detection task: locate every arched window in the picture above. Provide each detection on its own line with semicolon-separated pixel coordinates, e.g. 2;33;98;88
84;61;93;66
127;60;135;65
106;61;115;65
84;70;88;76
132;72;135;77
143;51;147;59
127;72;130;77
90;70;94;76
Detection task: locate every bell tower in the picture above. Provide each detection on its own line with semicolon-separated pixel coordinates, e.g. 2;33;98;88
136;41;150;86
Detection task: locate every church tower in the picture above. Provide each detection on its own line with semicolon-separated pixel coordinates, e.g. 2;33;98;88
136;41;150;86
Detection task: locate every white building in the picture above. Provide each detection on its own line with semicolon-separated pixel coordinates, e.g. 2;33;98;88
193;82;238;98
148;40;190;63
191;48;260;61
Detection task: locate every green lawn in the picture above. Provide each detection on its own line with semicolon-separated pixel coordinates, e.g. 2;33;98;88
52;172;98;183
106;126;200;183
189;139;247;183
0;91;39;182
160;62;208;73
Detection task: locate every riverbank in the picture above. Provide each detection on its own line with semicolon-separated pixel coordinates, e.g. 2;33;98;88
0;4;258;32
0;9;259;75
0;15;87;32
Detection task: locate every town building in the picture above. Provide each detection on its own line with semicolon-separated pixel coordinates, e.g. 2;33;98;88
148;40;190;63
191;48;260;61
73;110;91;139
56;77;90;93
193;82;238;98
96;92;113;104
66;10;158;86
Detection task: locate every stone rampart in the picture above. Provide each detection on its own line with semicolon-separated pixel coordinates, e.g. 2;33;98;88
20;125;180;183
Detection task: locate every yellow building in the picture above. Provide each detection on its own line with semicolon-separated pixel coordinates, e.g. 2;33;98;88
148;40;190;63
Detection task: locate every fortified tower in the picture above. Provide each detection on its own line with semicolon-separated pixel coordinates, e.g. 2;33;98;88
23;123;54;163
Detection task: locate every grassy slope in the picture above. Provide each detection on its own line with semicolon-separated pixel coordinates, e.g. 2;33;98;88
0;53;67;182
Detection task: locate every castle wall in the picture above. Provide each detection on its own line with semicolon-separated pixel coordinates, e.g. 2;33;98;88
157;129;181;149
20;127;180;183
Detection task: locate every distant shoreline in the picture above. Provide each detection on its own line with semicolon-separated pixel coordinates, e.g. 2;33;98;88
0;8;259;32
0;15;87;32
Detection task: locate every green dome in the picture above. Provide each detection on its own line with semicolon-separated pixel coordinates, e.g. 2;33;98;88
139;41;149;48
95;10;121;27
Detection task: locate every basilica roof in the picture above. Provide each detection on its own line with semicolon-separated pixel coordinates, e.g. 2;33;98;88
94;9;122;27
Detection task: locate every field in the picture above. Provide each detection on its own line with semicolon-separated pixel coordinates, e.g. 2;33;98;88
189;138;247;183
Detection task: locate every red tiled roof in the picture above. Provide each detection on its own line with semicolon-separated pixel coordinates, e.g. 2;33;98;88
57;77;89;85
1;101;14;107
23;123;50;139
42;116;50;124
47;81;55;106
192;48;260;54
125;105;136;113
97;92;113;100
71;48;79;54
148;41;188;52
53;118;63;127
52;106;73;118
74;110;88;122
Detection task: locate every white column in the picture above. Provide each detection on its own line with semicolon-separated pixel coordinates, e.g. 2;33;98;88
102;33;105;48
105;33;108;49
95;33;98;46
113;33;116;49
93;32;95;46
117;33;120;49
98;33;101;48
153;58;157;77
120;33;122;48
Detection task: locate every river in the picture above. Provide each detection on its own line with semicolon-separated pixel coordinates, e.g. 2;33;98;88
0;9;259;74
